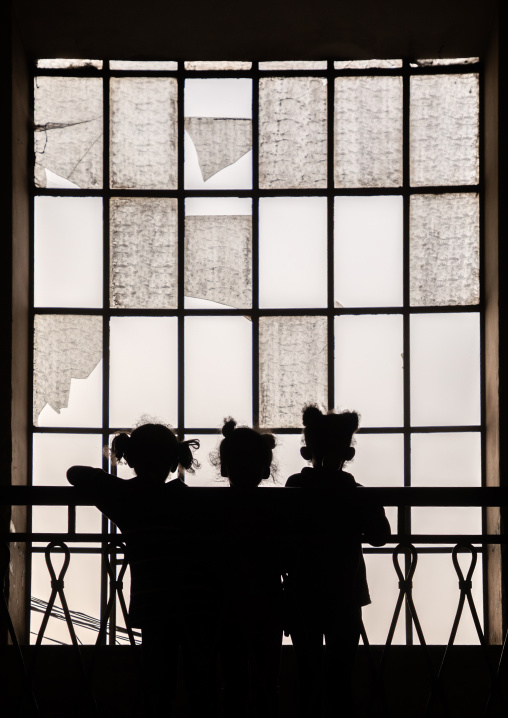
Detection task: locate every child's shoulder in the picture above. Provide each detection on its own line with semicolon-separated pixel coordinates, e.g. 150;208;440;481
285;467;314;487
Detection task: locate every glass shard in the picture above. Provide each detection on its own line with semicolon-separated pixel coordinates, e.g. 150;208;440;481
410;194;479;306
110;198;178;309
259;61;327;70
110;61;178;70
185;61;252;71
414;58;479;67
259;316;328;427
185;215;252;308
185;118;252;181
37;59;102;69
33;315;102;426
34;77;103;189
335;76;402;187
259;77;327;189
410;74;479;186
110;77;177;189
334;59;402;69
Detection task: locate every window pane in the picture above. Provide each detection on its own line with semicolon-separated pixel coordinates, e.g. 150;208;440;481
110;61;178;70
334;60;402;69
274;434;306;485
362;554;405;645
410;194;479;307
334;76;402;188
410;313;481;426
110;78;177;189
185;61;252;71
184;434;222;487
259;316;328;428
37;59;103;69
110;198;178;309
412;553;483;644
335;315;403;427
35;197;103;308
34;76;103;189
259;197;327;308
109;317;178;428
259;77;327;189
34;315;102;427
410;74;479;186
413;58;479;67
334;196;403;307
260;61;327;70
185;317;252;427
185;79;252;189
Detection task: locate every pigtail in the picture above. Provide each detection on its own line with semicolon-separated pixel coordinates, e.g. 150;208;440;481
111;432;131;464
222;418;237;438
302;404;324;427
177;438;201;474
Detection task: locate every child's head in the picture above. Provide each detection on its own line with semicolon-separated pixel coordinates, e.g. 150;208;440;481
300;405;359;471
217;418;276;488
110;423;199;483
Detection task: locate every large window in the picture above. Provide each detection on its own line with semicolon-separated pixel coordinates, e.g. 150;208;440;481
30;57;483;645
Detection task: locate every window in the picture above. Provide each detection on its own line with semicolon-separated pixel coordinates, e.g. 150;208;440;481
31;57;483;645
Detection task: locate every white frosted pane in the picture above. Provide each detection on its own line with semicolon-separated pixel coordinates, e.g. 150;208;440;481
334;60;402;69
259;77;327;189
185;79;252;118
185;197;252;216
185;317;252;427
110;78;177;189
185;215;251;308
334;196;403;308
275;434;308;484
335;315;403;427
259;316;328;428
362;554;405;645
334;76;402;188
185;61;252;70
184;435;222;487
414;58;479;67
410;313;480;426
110;61;178;70
34;197;103;308
412;506;481;536
259;197;327;308
259;61;327;70
185;118;252;181
34;77;103;189
110;198;178;309
410;194;479;306
410;74;479;186
412;553;483;644
37;59;102;69
109;317;178;428
34;315;102;427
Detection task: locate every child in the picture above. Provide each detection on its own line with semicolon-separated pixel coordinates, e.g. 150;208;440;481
284;405;390;718
215;418;282;718
67;422;220;718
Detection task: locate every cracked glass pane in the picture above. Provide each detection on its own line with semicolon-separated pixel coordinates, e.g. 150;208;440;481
410;194;479;306
259;61;327;70
110;61;178;70
259;77;327;189
110;198;178;309
185;118;252;181
33;315;102;427
110;77;178;189
37;59;102;69
259;316;328;428
34;77;103;189
185;214;252;308
335;76;402;188
334;59;402;69
410;74;479;186
185;61;252;70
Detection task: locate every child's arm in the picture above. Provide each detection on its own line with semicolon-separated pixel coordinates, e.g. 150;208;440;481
356;487;391;547
67;466;123;524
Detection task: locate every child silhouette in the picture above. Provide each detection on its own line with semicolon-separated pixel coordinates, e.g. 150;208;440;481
284;405;390;718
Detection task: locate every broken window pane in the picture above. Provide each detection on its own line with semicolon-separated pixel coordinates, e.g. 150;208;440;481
259;316;328;428
34;77;103;189
35;197;103;308
109;317;178;428
410;313;481;426
335;196;403;307
34;315;102;427
334;59;402;69
259;197;327;308
410;194;479;306
110;78;178;189
185;61;252;71
37;59;102;69
110;198;178;309
259;61;327;70
413;58;479;67
259;77;327;189
185;317;252;427
185;215;252;308
185;118;252;182
335;315;403;427
335;76;402;188
110;61;178;70
410;74;479;186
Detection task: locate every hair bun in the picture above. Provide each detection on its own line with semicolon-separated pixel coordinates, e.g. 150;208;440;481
261;433;276;450
222;418;237;438
343;411;360;433
112;432;130;462
302;404;323;427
